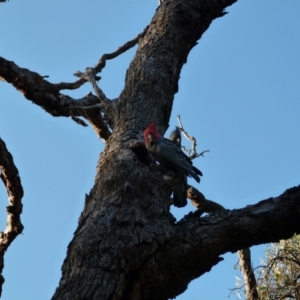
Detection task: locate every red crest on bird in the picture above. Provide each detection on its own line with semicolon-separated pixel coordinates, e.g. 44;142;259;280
144;123;161;144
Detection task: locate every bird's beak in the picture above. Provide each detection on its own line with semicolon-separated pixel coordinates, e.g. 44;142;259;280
148;134;153;141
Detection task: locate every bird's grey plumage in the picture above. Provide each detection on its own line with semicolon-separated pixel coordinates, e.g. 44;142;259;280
168;127;187;207
144;123;203;207
168;127;182;147
147;138;202;182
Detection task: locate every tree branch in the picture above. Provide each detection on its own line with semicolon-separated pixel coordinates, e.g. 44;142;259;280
186;185;225;215
61;93;112;140
73;26;148;102
0;26;149;139
186;186;259;300
135;186;300;300
238;248;260;300
94;26;149;74
177;115;209;159
0;57;111;140
74;68;109;105
0;138;24;296
51;78;87;91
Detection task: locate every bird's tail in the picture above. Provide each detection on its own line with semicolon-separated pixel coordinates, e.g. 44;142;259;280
189;166;202;183
193;166;203;177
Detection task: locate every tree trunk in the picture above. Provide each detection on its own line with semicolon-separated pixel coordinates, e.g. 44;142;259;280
49;1;300;299
1;0;300;299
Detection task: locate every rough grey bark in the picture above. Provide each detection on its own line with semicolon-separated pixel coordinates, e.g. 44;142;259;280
187;186;259;300
50;1;300;299
1;0;300;300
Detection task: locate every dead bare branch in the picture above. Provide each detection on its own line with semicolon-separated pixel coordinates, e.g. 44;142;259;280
94;26;149;74
76;68;109;105
176;115;209;159
0;138;24;296
197;149;210;157
52;78;87;91
0;57;112;140
73;25;148;96
0;26;149;140
64;94;111;140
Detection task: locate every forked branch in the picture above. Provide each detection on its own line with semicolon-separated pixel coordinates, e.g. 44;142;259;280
0;26;149;140
73;26;149;105
0;57;111;140
176;115;209;159
74;68;109;105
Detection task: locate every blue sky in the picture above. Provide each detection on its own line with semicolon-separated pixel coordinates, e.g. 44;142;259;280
0;1;299;299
